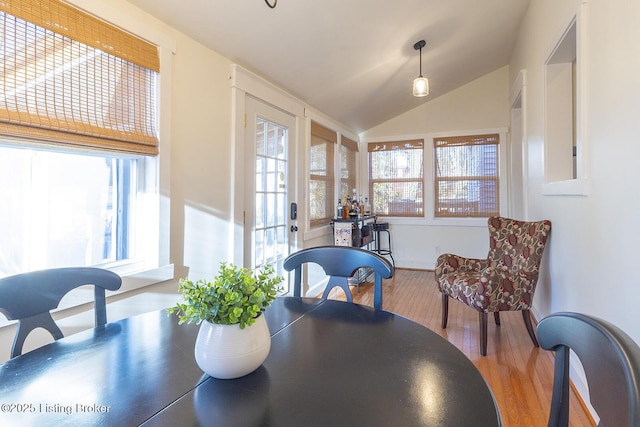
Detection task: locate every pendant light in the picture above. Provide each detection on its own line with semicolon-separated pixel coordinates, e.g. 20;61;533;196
412;40;429;97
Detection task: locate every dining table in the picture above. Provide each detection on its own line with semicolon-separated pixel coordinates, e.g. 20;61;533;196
0;297;502;426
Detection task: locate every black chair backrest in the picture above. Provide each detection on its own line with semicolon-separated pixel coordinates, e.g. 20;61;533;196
283;246;393;310
537;312;640;427
0;267;122;358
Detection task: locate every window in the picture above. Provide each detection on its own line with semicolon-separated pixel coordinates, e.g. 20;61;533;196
434;134;499;218
340;135;358;200
309;121;336;227
0;147;143;276
0;1;160;276
368;140;423;217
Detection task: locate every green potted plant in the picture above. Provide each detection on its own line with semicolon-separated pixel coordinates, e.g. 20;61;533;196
168;262;283;379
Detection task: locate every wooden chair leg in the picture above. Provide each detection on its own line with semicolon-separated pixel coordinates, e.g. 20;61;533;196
494;312;501;326
441;294;449;329
522;310;539;348
479;312;488;356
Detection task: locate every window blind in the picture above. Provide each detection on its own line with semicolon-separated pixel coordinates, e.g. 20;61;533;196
340;135;357;199
310;121;337;144
341;135;358;152
368;139;424;217
0;0;159;155
434;134;499;218
309;120;336;227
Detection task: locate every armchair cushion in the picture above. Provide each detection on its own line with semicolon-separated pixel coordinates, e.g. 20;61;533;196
437;266;540;312
487;216;551;272
435;254;485;310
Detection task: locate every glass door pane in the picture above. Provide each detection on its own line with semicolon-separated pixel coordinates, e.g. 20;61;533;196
245;96;296;294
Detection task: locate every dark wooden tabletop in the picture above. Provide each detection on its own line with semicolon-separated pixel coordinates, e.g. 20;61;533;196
0;297;501;426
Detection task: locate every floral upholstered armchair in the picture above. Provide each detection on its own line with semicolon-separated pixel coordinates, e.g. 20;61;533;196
434;216;552;356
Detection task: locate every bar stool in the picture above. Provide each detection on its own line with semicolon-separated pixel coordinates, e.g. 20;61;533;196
372;221;395;268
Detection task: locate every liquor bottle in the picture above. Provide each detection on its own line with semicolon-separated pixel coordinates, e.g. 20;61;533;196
342;196;350;219
359;194;365;215
336;199;342;219
364;197;371;215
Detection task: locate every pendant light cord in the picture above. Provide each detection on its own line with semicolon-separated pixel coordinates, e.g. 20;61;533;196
413;40;426;77
265;0;277;8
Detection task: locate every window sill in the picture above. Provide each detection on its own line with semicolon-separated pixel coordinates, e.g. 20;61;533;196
116;264;175;294
542;179;589;196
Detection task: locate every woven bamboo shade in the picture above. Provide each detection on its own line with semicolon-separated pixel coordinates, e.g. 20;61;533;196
368;139;424;217
368;139;423;152
310;120;336;227
0;0;159;71
341;135;358;152
311;121;337;144
434;134;499;218
0;0;159;155
340;135;358;200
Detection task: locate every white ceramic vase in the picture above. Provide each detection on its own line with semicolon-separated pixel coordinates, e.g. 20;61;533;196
194;314;271;379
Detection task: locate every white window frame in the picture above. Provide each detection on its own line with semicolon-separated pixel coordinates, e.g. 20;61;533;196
363;128;508;227
433;134;500;218
303;112;358;241
542;2;589;196
368;139;425;218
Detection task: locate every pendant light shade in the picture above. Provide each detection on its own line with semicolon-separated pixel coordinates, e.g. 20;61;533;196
413;76;429;97
412;40;429;97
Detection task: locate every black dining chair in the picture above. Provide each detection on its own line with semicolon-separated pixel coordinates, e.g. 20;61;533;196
283;245;394;310
0;267;122;358
537;312;640;427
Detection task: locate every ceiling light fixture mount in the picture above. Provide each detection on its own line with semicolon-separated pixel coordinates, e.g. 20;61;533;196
412;40;429;97
264;0;277;8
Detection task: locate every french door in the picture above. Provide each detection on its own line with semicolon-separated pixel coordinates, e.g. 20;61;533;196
244;96;296;291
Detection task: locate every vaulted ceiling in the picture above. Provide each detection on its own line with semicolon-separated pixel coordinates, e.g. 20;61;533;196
125;0;531;133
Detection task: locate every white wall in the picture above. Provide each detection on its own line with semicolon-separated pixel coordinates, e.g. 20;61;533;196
510;0;640;345
169;32;234;281
360;67;511;269
365;66;511;137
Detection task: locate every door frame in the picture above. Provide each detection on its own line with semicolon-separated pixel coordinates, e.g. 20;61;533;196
230;65;305;268
508;70;529;220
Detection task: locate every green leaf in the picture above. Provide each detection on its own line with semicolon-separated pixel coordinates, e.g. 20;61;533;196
166;262;283;326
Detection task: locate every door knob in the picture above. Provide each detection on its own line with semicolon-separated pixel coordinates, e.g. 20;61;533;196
290;225;298;232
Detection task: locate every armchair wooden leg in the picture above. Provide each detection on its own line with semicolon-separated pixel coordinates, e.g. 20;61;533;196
522;310;539;348
494;312;501;326
479;312;488;356
441;294;449;329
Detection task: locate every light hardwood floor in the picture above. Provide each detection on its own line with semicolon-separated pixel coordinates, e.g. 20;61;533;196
332;268;595;427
